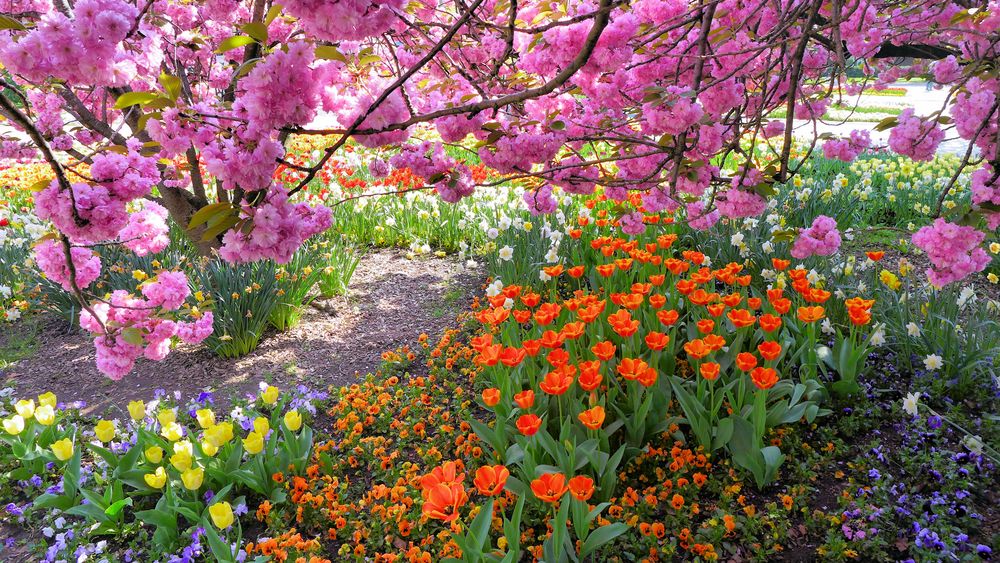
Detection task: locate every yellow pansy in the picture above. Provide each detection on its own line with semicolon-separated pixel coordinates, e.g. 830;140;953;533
144;466;167;489
243;431;264;454
128;400;146;421
145;446;163;464
209;501;234;529
37;392;57;408
261;385;279;405
284;410;302;432
51;438;74;461
181;467;204;490
253;417;269;436
94;420;116;443
195;408;215;429
4;415;25;435
15;399;35;419
34;405;55;426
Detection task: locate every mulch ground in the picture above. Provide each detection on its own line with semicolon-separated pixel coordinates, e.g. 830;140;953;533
0;249;484;416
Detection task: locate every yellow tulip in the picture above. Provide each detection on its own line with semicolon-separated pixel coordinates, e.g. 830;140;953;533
157;408;176;426
37;392;57;408
261;385;279;405
195;408;215;429
209;501;234;529
243;431;264;454
161;421;184;441
181;467;204;490
144;466;166;489
94;420;116;443
145;446;163;464
34;405;55;426
15;399;35;419
201;440;218;457
128;400;146;421
283;410;302;432
51;438;74;461
204;422;234;448
253;417;269;436
3;415;25;435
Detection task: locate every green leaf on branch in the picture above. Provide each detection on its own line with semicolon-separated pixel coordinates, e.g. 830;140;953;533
215;35;256;54
159;73;182;101
874;116;899;131
114;92;160;109
264;4;284;26
315;45;347;62
243;22;269;43
0;15;26;30
188;202;235;231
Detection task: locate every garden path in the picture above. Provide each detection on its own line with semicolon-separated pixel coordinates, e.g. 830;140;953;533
0;249;483;416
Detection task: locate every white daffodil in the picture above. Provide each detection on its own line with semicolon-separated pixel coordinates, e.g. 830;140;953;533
902;392;920;417
923;354;943;371
906;322;920;337
498;246;514;261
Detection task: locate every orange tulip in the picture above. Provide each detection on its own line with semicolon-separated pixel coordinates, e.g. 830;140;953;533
657;309;680;326
539;330;565;349
513;390;535;409
420;461;465;492
618;357;652;381
516;413;542;436
481;388;501;407
568;475;596;501
771;258;791;271
499;347;527;367
546;348;570;368
865;251;884;261
844;297;875;311
476;344;503;366
706;303;726;317
470;334;493;352
474;465;510;496
649;274;666;286
591;340;616;361
422;483;468;522
735;352;758;372
750;367;779;390
649;294;667;309
542;265;564;277
522;339;542;356
567;265;586;278
727;308;756;328
683;339;711;360
596;264;616;278
797;306;825;323
645;331;670;351
747;297;762;310
637;366;658;387
759;313;782;333
578;362;603;391
578;406;606;430
531;473;568;503
561;321;586;340
703;333;726;351
512;309;532;324
772;298;791;315
539;369;574;395
848;307;872;326
521;292;541;307
696;318;715;334
700;362;721;381
758;341;782;361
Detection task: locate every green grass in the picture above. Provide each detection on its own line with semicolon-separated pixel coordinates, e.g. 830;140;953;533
0;318;39;369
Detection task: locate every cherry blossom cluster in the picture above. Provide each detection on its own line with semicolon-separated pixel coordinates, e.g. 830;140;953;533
912;219;991;287
822;130;872;162
790;215;842;260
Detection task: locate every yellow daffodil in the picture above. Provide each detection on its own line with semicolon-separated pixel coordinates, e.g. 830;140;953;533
128;400;146;421
51;438;73;461
181;467;204;490
879;270;901;291
284;410;302;432
261;385;279;405
144;466;166;489
34;405;55;426
37;392;57;408
145;446;163;464
243;431;264;454
209;501;234;529
15;399;35;419
94;420;116;443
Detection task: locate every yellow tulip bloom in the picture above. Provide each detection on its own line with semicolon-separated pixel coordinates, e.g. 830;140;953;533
144;467;167;489
15;399;35;419
145;446;163;464
243;431;264;454
195;408;215;429
261;385;279;405
94;420;116;443
161;422;184;442
34;405;55;426
128;400;146;421
37;392;57;408
181;467;204;490
283;410;302;432
253;417;269;436
3;415;24;435
209;501;234;529
157;408;176;426
51;438;74;461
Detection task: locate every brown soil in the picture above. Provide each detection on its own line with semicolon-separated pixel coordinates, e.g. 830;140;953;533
0;249;483;416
